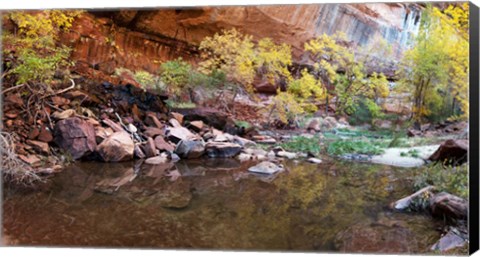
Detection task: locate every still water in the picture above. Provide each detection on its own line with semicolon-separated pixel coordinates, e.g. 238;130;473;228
2;158;443;253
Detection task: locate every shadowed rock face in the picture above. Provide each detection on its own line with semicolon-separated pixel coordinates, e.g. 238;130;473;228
58;3;422;77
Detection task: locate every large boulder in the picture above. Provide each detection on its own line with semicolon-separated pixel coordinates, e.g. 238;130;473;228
167;126;197;144
307;118;321;132
205;142;242;158
175;139;205;159
322;116;338;130
54;117;97;160
430;192;468;220
96;132;134;162
174;107;229;130
253;79;277;94
428;139;468;166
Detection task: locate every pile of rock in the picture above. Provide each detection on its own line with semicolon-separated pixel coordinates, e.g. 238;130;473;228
3;79;324;173
407;121;468;138
306;116;349;133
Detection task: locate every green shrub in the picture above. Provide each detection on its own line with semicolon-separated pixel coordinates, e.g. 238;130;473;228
413;164;468;199
4;10;82;85
133;70;156;89
189;69;226;89
327;140;385;156
348;98;384;126
234;120;252;130
12;47;71;84
160;58;192;95
164;100;196;109
280;136;322;155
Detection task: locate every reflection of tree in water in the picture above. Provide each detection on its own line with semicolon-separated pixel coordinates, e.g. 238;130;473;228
3;160;440;252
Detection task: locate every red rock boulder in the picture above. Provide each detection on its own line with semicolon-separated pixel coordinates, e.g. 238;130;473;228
54;117;97;160
96;132;135;162
428;139;468;166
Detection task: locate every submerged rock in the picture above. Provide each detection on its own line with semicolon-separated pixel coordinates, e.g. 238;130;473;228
94;167;136;194
334;214;437;253
431;227;468;252
96;132;134;162
248;161;284;175
156;181;192;209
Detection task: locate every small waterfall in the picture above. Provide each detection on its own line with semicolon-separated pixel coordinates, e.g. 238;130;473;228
399;8;422;49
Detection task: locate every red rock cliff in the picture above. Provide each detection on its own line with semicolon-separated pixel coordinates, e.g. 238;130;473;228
60;3;422;76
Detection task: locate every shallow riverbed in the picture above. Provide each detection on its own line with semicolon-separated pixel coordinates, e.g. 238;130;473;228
2;159;445;253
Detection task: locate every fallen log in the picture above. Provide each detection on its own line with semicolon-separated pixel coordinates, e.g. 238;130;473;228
390;185;435;210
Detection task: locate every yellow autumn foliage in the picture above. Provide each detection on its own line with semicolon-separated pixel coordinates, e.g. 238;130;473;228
3;10;83;85
397;4;469;122
305;32;389;116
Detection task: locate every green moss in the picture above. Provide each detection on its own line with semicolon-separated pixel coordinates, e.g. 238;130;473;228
165;100;196;109
327;140;385;156
280;136;322;155
400;149;420;158
234;120;252;130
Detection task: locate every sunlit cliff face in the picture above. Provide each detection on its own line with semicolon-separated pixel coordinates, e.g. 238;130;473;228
57;3;422;76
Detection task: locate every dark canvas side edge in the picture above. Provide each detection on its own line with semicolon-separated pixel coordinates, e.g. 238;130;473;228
469;1;480;255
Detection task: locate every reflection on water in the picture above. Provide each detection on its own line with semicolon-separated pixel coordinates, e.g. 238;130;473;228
2;159;443;252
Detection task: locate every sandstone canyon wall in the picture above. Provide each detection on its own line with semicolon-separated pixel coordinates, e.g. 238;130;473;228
59;3;422;77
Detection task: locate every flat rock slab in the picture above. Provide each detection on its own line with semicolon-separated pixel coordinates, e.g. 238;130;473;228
248;161;284;175
205;142;242;158
145;155;169;165
370;145;439;168
307;157;322;164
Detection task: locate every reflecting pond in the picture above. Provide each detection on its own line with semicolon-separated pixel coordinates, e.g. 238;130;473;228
2;158;444;253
